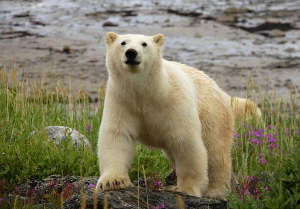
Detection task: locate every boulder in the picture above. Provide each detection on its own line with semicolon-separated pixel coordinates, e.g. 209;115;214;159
31;126;91;147
10;175;227;209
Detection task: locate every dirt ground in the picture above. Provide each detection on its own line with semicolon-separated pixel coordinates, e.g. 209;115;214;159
0;0;300;104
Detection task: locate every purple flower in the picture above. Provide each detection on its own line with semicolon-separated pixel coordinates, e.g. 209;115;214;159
173;165;177;178
86;125;92;133
266;134;276;143
88;184;95;189
252;130;263;138
285;128;289;135
0;197;3;203
296;130;300;135
246;131;251;138
265;186;269;191
268;143;278;150
267;125;272;129
259;158;267;164
242;189;250;196
154;181;163;188
234;133;240;139
251;138;259;144
259;153;264;158
251;138;263;145
151;203;165;209
254;188;259;195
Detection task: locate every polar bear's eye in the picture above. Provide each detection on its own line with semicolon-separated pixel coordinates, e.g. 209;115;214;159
142;42;147;47
121;41;126;46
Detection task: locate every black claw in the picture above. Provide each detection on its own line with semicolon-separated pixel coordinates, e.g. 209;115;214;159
116;181;120;185
106;182;110;187
121;180;125;184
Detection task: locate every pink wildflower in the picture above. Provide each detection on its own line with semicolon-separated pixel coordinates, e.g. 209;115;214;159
234;133;240;139
259;158;267;164
254;188;259;195
285;128;289;135
86;125;92;133
265;186;269;191
268;143;278;150
154;181;162;189
242;189;250;196
173;165;177;178
252;130;263;138
88;184;95;189
246;131;251;138
151;204;165;209
265;133;276;143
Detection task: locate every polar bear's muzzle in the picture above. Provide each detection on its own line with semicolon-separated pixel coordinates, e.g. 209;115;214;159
125;49;141;66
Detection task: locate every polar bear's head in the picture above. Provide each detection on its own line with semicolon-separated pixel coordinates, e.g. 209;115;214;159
105;32;165;75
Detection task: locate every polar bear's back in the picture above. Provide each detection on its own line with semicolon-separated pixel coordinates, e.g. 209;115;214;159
164;59;231;106
164;59;234;141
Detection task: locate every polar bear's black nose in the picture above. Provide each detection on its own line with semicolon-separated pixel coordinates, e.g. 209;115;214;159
125;49;137;60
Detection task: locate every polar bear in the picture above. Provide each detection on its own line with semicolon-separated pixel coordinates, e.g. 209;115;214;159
96;32;261;199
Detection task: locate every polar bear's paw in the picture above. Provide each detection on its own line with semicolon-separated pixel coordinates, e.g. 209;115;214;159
205;188;226;200
164;185;201;197
96;174;133;193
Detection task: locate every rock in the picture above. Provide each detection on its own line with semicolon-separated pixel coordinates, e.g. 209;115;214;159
253;39;264;45
285;48;296;53
10;176;227;209
62;45;72;54
268;29;285;38
13;11;31;18
31;126;91;147
217;14;237;24
223;7;251;14
278;40;287;44
102;21;119;27
194;33;203;38
284;79;294;90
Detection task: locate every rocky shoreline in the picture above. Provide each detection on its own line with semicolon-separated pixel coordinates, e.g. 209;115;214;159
0;0;299;104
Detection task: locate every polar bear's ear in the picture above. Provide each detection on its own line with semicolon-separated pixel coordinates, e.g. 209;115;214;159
106;32;118;45
153;34;165;46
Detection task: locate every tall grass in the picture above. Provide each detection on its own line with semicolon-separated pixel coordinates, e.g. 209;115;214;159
0;65;299;208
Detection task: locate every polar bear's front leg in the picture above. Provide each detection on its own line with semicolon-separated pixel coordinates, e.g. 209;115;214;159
96;128;136;193
165;136;209;197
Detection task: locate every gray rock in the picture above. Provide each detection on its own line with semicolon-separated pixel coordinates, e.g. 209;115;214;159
10;175;227;209
268;29;285;38
32;126;91;147
102;21;119;27
217;14;237;24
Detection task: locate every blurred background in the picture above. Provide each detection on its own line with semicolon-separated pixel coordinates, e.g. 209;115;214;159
0;0;299;103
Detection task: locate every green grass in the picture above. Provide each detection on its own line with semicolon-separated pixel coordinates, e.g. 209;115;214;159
0;67;299;208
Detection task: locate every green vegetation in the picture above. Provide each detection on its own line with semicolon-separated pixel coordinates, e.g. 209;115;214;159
0;67;299;208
